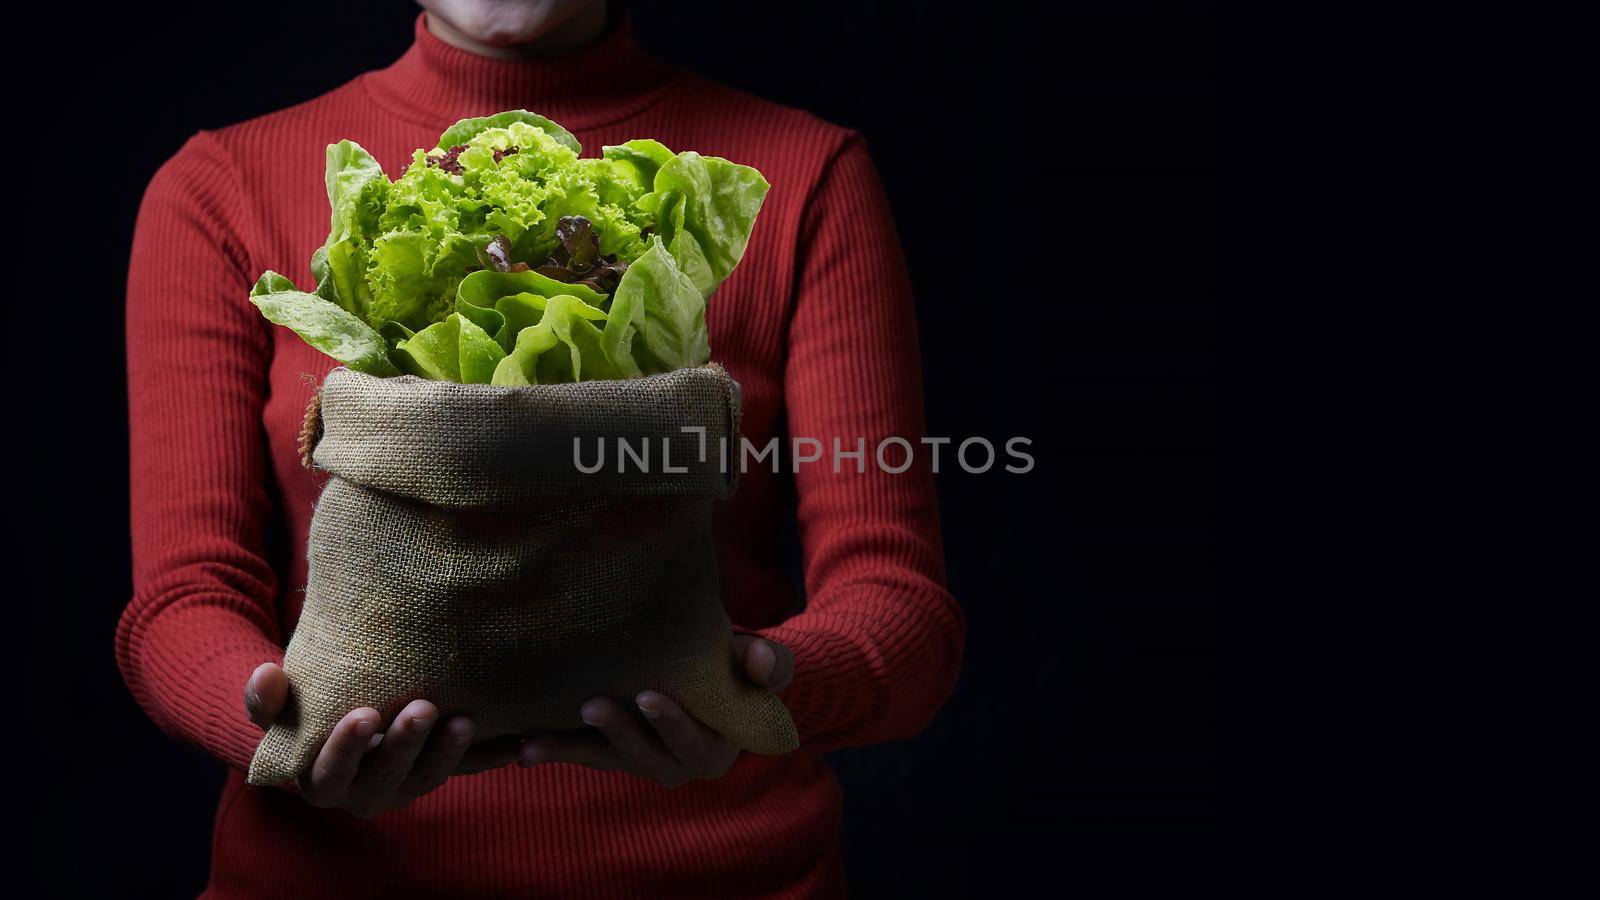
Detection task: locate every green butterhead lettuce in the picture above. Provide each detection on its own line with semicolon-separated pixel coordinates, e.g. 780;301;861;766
317;140;387;317
611;237;712;373
491;295;618;386
601;139;674;189
249;273;399;377
436;110;581;155
646;151;769;297
249;110;769;384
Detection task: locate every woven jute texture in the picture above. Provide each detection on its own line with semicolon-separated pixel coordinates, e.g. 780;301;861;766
247;364;797;786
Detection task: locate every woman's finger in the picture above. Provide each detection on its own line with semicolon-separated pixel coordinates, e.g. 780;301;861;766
303;708;379;802
400;717;476;794
243;663;289;729
454;733;524;775
634;691;727;771
520;729;624;771
732;636;794;692
578;697;679;783
352;700;436;797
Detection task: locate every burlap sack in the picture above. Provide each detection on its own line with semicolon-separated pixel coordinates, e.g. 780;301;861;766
247;363;798;786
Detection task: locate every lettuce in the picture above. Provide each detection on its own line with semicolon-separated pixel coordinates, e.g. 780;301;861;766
249;273;398;377
249;110;769;384
611;237;711;373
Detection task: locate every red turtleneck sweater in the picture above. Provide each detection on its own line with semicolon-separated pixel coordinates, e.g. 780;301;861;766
118;14;962;899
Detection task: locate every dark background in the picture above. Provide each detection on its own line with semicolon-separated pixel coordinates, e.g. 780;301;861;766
29;1;1212;895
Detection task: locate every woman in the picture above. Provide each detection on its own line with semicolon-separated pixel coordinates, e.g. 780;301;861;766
118;2;963;896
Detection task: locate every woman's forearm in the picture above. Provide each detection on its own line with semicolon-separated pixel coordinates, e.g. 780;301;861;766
772;133;966;751
120;131;284;768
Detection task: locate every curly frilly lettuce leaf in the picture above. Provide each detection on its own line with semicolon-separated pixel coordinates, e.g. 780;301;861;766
249;110;770;383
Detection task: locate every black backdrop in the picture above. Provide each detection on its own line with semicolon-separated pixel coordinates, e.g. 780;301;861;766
29;2;1213;895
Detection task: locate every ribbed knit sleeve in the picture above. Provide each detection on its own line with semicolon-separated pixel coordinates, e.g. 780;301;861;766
761;136;965;752
116;132;285;770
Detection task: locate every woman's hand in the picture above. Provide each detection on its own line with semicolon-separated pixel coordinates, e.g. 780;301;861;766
518;635;795;789
244;663;523;818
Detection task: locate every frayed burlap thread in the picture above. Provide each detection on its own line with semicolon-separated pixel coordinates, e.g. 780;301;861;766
247;364;798;786
295;386;323;470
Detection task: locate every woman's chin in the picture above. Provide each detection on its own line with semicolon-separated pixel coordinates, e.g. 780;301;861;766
422;0;585;48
